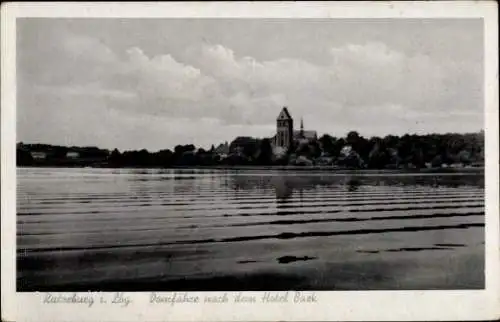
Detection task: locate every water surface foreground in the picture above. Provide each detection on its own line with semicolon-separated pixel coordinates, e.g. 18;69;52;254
17;168;485;291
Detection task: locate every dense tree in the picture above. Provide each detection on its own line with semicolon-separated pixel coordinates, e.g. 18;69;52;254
256;138;273;165
319;134;336;156
431;155;444;168
230;136;260;159
16;148;34;166
176;151;197;166
156;149;174;166
16;131;485;169
338;147;364;169
410;146;425;168
295;141;311;156
308;140;322;159
367;142;390;169
346;131;360;146
108;149;122;167
174;144;195;155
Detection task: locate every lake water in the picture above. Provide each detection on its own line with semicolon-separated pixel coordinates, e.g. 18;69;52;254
17;167;485;291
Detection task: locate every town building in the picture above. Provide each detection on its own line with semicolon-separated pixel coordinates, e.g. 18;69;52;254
30;151;47;160
66;151;80;159
214;142;230;157
274;107;294;149
271;107;317;152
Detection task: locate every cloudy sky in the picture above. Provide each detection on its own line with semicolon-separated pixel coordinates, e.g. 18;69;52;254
17;18;483;151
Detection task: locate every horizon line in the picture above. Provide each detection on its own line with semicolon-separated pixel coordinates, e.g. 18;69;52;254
17;129;485;152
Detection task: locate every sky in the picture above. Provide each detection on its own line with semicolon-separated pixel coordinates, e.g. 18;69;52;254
17;18;484;151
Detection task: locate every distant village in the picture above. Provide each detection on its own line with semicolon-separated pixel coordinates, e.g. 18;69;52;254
17;107;485;169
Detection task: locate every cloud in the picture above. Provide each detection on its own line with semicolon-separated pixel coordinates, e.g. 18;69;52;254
17;26;483;151
34;83;137;101
62;34;117;64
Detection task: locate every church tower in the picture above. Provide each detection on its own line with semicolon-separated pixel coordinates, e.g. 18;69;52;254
276;107;294;149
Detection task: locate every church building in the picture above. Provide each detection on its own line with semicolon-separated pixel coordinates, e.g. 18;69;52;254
271;107;317;151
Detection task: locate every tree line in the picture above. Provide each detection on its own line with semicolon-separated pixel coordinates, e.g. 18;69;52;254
16;131;484;169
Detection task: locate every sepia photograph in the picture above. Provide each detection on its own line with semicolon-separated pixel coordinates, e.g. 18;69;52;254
15;16;487;292
2;2;499;322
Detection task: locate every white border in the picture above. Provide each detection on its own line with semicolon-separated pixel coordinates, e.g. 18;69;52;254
1;2;499;321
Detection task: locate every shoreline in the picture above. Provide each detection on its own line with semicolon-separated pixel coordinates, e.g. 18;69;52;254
17;165;485;175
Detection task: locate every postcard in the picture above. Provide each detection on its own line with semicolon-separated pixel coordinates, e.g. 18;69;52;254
1;1;499;321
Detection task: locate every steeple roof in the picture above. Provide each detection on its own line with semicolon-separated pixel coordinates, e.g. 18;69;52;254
277;106;292;120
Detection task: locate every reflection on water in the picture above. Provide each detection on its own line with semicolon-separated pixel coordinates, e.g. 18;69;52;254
228;172;484;202
274;178;295;201
347;178;361;192
17;168;485;291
